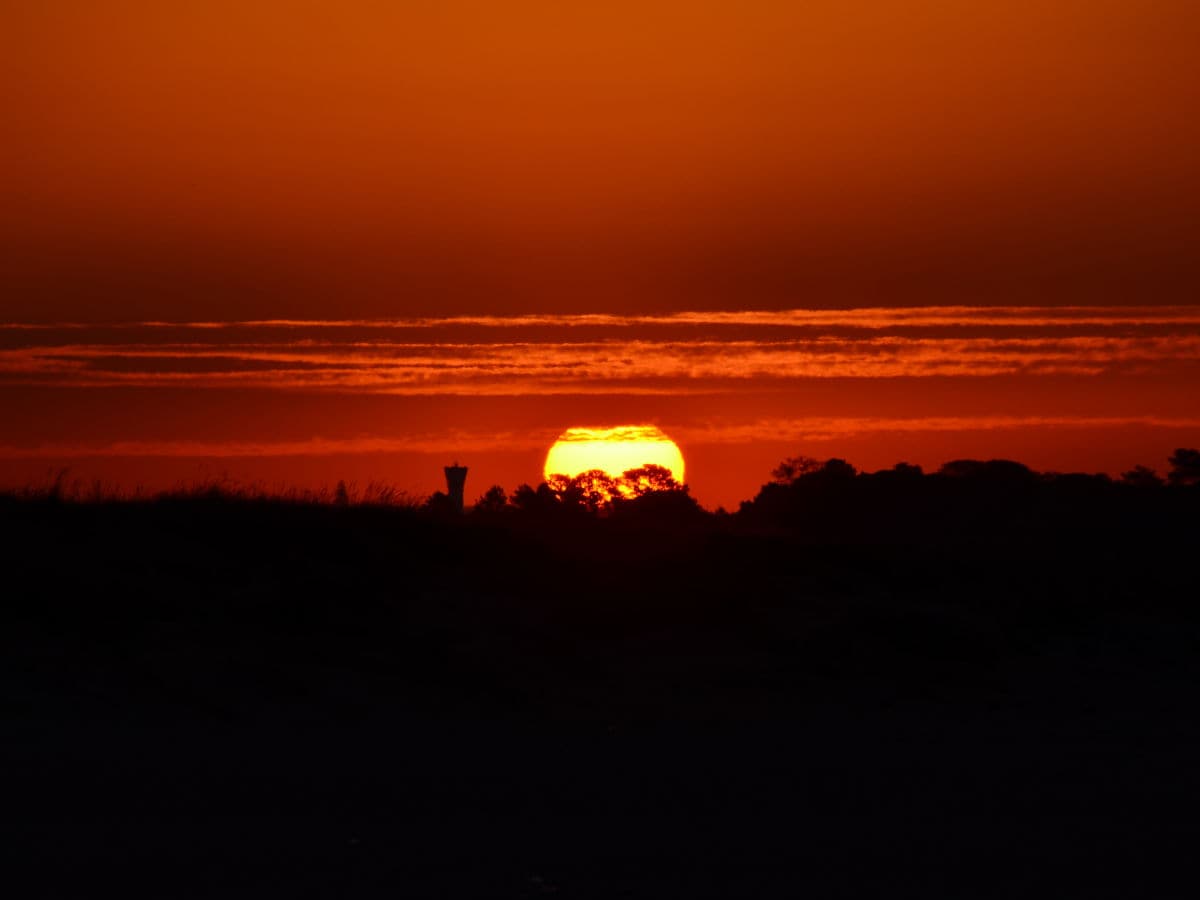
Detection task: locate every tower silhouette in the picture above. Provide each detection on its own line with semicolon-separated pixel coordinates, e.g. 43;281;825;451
444;463;467;514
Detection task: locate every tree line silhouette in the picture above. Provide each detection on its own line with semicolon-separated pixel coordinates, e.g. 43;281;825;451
9;448;1199;541
420;449;1200;537
424;463;704;520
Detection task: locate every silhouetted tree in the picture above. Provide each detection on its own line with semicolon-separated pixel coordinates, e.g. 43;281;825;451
1168;448;1200;487
739;456;862;528
509;467;688;517
473;485;509;513
546;474;587;510
609;464;700;521
1047;472;1113;494
1120;465;1164;488
816;458;857;482
334;480;350;506
510;482;559;514
937;459;1036;485
424;490;457;516
790;458;858;488
571;469;621;511
856;463;920;487
620;464;683;497
771;456;823;484
612;485;704;522
509;483;536;509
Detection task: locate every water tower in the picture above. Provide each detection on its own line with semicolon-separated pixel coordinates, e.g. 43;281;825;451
444;462;468;514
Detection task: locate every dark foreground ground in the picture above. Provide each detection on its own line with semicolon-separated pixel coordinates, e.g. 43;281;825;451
3;490;1199;897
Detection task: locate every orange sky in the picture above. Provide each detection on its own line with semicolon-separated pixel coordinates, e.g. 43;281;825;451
2;2;1199;504
5;1;1199;319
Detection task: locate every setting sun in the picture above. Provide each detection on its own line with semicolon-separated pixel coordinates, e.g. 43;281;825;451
544;425;685;484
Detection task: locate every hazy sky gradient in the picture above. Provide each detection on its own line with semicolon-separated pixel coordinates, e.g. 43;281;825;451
4;1;1199;320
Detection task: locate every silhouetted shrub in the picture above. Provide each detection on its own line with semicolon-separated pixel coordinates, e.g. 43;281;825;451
473;485;509;514
619;464;683;497
510;481;583;518
569;470;620;512
1121;465;1164;488
1168;448;1200;487
611;487;705;523
936;459;1037;485
771;455;824;484
425;490;458;517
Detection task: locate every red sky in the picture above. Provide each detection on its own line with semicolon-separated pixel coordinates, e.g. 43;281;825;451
2;2;1199;506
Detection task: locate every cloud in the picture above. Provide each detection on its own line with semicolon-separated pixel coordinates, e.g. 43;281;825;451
670;415;1200;445
6;305;1200;331
2;306;1199;394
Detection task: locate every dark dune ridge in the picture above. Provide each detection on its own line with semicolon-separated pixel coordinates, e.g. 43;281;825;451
3;453;1199;898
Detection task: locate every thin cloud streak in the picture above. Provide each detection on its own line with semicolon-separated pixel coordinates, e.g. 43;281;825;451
671;415;1200;445
5;306;1200;331
2;307;1199;393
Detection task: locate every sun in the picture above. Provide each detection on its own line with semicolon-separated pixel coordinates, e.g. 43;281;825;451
544;425;685;484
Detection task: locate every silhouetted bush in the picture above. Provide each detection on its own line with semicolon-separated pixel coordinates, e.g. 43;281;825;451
1169;448;1200;487
937;458;1038;485
1121;465;1164;488
472;484;509;514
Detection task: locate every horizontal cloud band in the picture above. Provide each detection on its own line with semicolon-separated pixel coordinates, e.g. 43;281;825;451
2;306;1199;392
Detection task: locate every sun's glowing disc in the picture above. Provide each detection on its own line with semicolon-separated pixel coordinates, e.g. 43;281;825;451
544;425;685;483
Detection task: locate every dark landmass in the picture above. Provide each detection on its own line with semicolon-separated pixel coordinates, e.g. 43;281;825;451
4;453;1199;897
